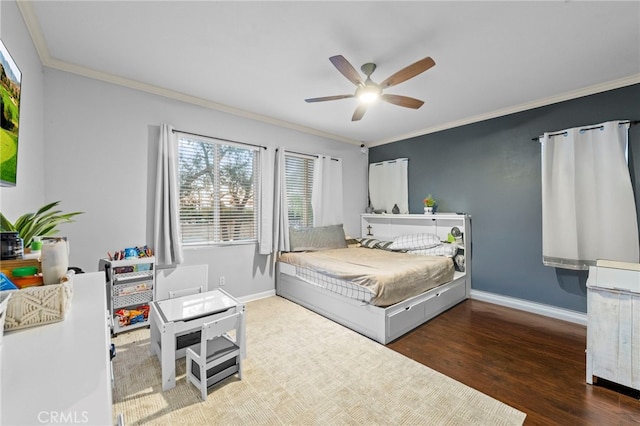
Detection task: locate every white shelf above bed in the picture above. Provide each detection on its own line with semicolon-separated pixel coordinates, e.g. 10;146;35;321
361;213;468;242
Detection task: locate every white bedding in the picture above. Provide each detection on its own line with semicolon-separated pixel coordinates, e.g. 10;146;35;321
279;247;454;307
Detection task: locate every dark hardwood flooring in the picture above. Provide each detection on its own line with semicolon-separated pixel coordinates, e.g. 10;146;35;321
387;299;640;425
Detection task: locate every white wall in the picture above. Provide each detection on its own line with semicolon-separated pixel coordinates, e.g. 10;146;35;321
42;68;368;298
0;0;45;219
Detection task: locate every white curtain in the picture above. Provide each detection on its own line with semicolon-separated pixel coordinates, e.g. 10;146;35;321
258;146;275;255
368;158;408;213
273;148;290;252
541;120;639;269
312;155;343;226
153;124;184;266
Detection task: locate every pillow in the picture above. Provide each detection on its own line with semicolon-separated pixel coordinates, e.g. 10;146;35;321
375;240;395;251
359;238;382;249
289;224;348;252
389;233;441;250
359;238;399;251
345;237;361;248
406;244;459;258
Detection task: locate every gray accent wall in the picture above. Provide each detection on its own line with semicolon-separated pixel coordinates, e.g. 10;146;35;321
369;84;640;313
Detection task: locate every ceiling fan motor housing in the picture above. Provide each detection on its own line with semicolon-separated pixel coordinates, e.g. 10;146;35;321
361;62;377;78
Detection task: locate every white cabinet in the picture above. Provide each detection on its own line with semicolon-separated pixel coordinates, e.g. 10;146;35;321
586;260;640;391
99;256;155;335
1;272;113;425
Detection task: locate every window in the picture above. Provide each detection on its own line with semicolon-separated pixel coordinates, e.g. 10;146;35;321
285;153;314;227
177;134;260;245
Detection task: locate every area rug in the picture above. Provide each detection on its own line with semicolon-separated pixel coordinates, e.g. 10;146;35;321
112;296;526;425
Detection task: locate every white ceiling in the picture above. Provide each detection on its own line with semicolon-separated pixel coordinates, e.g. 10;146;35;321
17;1;640;146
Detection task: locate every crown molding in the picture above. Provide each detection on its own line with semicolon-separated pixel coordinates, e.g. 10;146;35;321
16;1;361;147
16;0;51;64
46;56;361;145
369;73;640;147
17;2;638;149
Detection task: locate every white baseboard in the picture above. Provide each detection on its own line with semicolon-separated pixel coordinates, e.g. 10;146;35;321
242;288;588;326
239;289;276;304
470;289;587;326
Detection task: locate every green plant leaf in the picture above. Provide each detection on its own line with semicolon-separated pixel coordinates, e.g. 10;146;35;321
0;201;84;247
35;201;60;217
0;212;16;232
14;212;35;231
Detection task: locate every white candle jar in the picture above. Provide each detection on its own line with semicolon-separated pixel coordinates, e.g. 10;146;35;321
41;238;69;285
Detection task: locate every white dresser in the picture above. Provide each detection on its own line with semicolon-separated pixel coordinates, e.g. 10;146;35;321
586;260;640;391
1;272;113;425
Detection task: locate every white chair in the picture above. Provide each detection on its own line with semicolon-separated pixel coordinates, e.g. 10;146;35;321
155;264;208;301
168;287;203;299
185;311;243;400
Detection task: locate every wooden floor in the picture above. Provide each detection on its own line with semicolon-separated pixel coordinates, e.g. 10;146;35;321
387;299;640;425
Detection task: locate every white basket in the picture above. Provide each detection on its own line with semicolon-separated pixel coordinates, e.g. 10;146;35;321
0;292;11;345
4;280;73;331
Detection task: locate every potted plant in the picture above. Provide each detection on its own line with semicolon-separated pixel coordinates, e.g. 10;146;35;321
0;201;83;249
423;195;436;214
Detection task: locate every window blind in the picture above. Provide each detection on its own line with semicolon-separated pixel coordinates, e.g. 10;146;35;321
285;154;314;228
178;135;260;245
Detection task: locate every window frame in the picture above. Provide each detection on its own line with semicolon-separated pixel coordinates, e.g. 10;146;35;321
176;132;261;247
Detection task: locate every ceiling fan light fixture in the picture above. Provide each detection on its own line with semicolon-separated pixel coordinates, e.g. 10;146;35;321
357;83;381;104
359;91;379;103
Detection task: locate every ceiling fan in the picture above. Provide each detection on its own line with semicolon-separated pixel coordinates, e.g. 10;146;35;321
305;55;436;121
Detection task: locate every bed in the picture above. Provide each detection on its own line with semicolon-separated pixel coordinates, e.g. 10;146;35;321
277;213;471;344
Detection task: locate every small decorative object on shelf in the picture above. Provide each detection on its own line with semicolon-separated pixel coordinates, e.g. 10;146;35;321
423;194;436;214
392;204;400;214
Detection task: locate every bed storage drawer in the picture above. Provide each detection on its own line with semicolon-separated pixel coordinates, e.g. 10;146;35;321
424;280;467;318
387;299;427;338
386;279;467;341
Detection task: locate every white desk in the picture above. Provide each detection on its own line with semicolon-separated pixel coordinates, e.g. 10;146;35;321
150;288;245;391
1;272;113;426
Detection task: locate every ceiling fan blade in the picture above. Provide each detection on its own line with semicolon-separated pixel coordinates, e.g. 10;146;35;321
381;94;424;109
352;104;367;121
305;94;354;103
330;55;364;86
379;56;435;89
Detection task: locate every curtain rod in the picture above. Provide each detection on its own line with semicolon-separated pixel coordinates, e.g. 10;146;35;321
276;148;339;162
172;129;267;150
372;158;409;166
531;120;639;142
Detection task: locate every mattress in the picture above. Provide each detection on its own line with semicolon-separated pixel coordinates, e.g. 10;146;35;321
279;247;454;307
281;263;376;304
